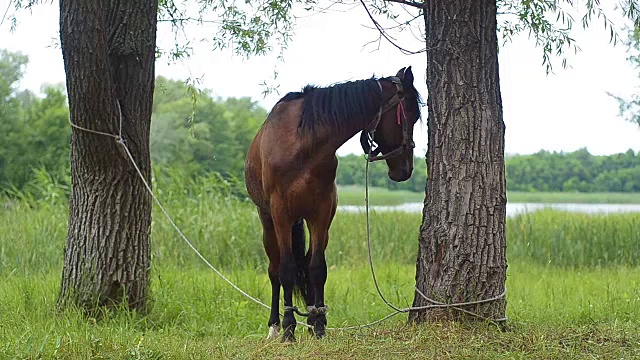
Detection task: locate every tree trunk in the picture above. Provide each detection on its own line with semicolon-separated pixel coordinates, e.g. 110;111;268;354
57;0;157;312
409;0;507;323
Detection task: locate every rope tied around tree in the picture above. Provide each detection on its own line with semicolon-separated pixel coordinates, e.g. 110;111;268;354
364;135;508;326
67;101;300;324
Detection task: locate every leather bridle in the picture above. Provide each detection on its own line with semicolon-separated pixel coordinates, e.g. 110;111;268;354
363;76;415;162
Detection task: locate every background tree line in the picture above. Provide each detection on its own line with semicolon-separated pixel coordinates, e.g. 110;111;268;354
337;149;640;193
506;148;640;192
2;49;639;197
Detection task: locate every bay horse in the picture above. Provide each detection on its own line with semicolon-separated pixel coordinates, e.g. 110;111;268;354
244;66;421;342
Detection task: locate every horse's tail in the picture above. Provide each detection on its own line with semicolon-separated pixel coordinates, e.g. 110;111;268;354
291;219;309;306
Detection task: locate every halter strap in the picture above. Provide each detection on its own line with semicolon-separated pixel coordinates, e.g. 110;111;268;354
365;77;414;162
365;77;402;132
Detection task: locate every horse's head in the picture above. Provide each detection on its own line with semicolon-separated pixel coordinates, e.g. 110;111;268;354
360;66;421;182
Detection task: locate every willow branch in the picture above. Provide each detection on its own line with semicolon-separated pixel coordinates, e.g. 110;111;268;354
358;0;426;55
158;17;222;24
384;0;423;10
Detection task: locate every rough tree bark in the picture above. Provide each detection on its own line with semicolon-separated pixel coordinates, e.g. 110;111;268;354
57;0;158;312
409;0;507;323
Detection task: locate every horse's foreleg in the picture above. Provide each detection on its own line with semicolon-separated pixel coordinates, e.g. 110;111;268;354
267;266;281;339
279;259;297;342
308;195;336;338
308;249;328;338
272;211;297;342
304;247;316;334
258;210;281;339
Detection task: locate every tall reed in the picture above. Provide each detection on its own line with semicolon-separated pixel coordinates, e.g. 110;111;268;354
2;170;639;277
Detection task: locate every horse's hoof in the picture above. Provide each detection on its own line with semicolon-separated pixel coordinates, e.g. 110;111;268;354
267;324;281;340
307;318;327;339
314;324;326;339
281;333;296;343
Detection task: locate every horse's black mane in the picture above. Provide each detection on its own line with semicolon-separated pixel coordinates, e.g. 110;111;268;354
276;78;384;132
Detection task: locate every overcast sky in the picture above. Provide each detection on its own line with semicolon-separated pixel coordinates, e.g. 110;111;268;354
2;1;639;157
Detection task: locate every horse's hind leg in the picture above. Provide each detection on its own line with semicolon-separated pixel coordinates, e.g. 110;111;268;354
258;209;281;339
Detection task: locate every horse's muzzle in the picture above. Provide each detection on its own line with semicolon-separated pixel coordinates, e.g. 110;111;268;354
388;167;412;182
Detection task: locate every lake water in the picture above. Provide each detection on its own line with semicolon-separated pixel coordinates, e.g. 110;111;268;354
338;202;640;217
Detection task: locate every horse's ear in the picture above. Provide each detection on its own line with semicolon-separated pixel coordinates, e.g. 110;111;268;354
402;66;414;87
395;67;406;78
360;131;371;154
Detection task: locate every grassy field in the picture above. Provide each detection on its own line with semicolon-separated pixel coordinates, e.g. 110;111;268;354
1;263;639;358
337;185;640;206
1;186;640;358
337;185;425;206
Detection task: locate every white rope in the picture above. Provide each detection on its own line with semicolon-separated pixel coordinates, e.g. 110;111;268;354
68;117;121;140
118;140;272;309
68;104;314;328
365;154;405;313
363;136;508;326
414;286;508;323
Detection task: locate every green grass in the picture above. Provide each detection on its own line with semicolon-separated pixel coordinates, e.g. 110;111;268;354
1;263;639;358
337;185;425;206
2;181;640;358
337;185;640;206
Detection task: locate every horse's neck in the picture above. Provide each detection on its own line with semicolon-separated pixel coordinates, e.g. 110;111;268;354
313;121;364;157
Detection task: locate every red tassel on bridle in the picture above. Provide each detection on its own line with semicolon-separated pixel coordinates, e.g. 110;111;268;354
397;100;406;125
